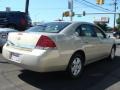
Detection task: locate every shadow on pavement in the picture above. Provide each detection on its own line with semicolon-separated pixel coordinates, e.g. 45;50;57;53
18;56;120;90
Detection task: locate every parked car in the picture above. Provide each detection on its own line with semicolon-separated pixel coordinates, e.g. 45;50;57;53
2;22;116;79
0;28;17;47
0;11;32;31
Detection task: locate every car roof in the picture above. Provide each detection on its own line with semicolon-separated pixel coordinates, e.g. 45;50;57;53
68;21;94;25
36;21;94;25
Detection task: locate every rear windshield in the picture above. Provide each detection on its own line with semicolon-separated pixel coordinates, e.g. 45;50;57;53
25;22;71;33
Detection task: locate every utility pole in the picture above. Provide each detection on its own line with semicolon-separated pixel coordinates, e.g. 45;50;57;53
25;0;29;15
113;0;117;30
68;0;73;21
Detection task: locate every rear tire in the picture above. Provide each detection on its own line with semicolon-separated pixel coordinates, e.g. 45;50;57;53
66;53;84;79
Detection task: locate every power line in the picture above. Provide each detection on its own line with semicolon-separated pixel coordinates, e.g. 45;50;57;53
75;0;84;4
82;2;110;12
75;0;114;12
75;0;109;12
83;0;114;12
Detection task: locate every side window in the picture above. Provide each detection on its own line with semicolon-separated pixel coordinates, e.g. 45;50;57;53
80;24;97;37
75;26;82;36
75;24;97;37
94;26;106;38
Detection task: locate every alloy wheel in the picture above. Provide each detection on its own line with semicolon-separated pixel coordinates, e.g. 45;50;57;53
71;57;82;76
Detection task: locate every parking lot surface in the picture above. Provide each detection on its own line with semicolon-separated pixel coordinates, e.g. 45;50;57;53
0;47;120;90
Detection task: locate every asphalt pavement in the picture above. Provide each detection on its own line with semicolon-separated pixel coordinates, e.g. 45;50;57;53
0;47;120;90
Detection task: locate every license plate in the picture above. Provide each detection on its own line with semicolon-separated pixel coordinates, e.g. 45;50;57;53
10;52;21;63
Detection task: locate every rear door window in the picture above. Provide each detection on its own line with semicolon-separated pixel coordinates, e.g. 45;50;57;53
76;24;97;37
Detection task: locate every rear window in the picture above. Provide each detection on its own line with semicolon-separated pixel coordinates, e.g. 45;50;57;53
25;22;71;33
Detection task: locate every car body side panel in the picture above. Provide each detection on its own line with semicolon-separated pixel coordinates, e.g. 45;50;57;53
98;37;114;56
51;22;115;66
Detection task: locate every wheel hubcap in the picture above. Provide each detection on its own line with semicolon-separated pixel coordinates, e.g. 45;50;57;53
71;57;82;76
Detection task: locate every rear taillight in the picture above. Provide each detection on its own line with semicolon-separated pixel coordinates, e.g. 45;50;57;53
36;35;56;49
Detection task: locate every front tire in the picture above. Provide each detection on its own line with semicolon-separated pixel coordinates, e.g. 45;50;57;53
108;47;116;60
66;53;84;79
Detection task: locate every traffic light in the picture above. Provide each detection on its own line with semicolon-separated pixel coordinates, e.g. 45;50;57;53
96;0;100;4
63;11;74;17
99;0;104;4
96;0;104;4
63;11;69;17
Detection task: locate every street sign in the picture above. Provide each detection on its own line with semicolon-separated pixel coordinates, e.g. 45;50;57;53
94;17;109;23
101;17;109;22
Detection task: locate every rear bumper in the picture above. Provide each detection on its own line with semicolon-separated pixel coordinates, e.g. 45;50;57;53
2;45;66;72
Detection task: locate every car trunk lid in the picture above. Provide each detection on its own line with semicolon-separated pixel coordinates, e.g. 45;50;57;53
7;32;43;49
7;32;59;50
